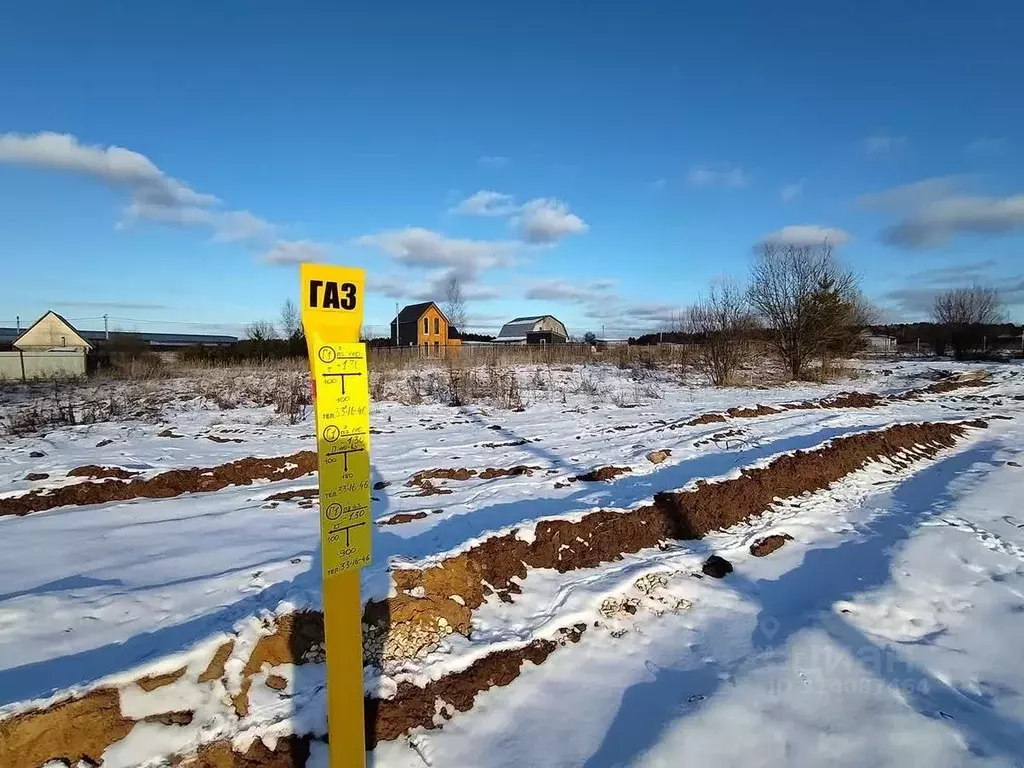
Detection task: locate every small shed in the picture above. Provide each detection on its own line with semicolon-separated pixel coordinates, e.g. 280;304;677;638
859;330;896;351
496;315;568;345
14;311;93;351
0;312;91;380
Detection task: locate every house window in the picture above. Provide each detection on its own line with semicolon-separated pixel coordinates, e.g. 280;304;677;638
434;318;440;335
423;317;429;335
434;341;439;349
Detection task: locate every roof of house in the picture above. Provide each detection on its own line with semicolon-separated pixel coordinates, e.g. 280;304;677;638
0;325;236;347
498;315;566;338
14;311;93;350
391;302;448;325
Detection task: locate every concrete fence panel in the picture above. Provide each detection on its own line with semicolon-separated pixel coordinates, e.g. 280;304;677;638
0;350;87;381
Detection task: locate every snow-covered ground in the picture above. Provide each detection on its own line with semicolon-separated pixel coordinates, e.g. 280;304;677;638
1;359;1022;767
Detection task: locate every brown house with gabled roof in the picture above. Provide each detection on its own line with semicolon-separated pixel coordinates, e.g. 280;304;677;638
389;302;462;350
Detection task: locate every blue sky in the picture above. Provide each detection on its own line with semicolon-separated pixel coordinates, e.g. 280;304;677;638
2;2;1023;338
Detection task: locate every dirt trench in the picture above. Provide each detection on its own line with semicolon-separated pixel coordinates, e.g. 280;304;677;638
679;373;987;428
0;451;318;517
382;420;984;623
169;623;587;765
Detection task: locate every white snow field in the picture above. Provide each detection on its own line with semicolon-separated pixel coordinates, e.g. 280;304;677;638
1;359;1022;768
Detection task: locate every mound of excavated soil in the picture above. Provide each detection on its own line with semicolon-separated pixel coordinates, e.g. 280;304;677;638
680;375;986;428
265;487;319;502
702;555;733;578
366;624;586;747
389;420;983;625
750;533;793;557
67;465;140;480
572;466;632;482
378;511;429;525
478;465;540;479
178;736;312;768
0;688;133;768
646;449;672;465
0;451;317;517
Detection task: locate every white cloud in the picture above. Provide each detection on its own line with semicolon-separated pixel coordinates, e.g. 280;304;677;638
451;191;588;244
367;275;409;299
862;132;907;155
0;131;217;206
212;210;276;242
259;240;330;265
883;194;1024;248
861;177;1024;248
761;225;851;246
687;164;748;188
780;179;804;203
859;176;962;211
477;155;509;169
515;198;588;243
451;190;517;216
0;131;304;262
524;279;615;303
965;137;1004;156
356;227;515;277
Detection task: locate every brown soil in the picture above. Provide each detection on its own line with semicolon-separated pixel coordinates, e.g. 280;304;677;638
0;450;317;517
573;466;632;482
265;487;319;502
266;674;288;691
389;420;983;620
199;640;235;683
726;404;780;418
479;465;541;479
750;533;793;557
365;624;587;747
145;710;195;726
646;449;672;465
902;375;989;396
685;412;729;426
0;688;134;768
67;464;140;480
406;468;477;486
233;612;324;717
178;736;312;768
379;511;429;525
701;555;733;578
680;374;987;429
137;666;187;691
814;392;886;409
407;479;453;497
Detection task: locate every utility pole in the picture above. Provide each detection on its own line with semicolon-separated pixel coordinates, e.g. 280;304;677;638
15;315;20;333
393;302;399;346
916;337;920;355
602;323;606;340
104;314;109;340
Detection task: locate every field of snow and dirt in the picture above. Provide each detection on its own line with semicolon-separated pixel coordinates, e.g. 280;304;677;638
1;358;1023;768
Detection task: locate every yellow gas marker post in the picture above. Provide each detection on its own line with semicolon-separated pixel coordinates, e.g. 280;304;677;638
299;263;371;768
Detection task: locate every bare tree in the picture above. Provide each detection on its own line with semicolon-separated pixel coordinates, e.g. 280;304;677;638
279;298;300;339
687;279;754;386
442;274;468;331
245;320;278;342
748;242;861;379
932;284;1005;358
932;285;1005;326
